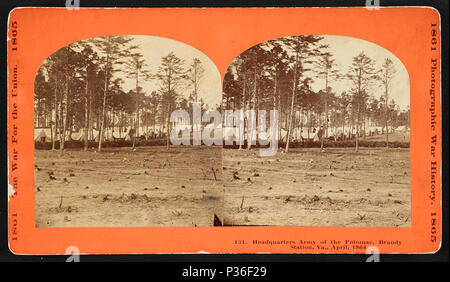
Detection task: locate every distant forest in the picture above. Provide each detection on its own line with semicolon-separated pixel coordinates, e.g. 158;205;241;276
34;35;209;151
222;35;410;151
34;35;410;153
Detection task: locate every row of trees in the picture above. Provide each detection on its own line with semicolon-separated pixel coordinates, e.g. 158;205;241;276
34;36;207;151
222;35;410;152
34;35;410;153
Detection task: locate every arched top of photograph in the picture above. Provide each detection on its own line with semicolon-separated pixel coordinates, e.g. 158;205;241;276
223;34;410;112
35;35;222;111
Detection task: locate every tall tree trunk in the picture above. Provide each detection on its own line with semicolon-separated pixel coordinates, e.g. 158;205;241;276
356;103;360;152
132;72;139;149
385;80;389;148
60;74;69;151
166;102;170;150
68;114;73;141
320;111;324;151
84;79;89;151
272;74;277;111
355;69;361;152
120;110;123;138
51;82;58;150
248;61;257;150
278;89;282;141
286;42;300;153
362;115;366;140
153;105;156;139
89;92;93;142
299;110;303;142
240;72;246;150
307;111;311;140
98;51;110;152
35;98;40;127
58;84;63;149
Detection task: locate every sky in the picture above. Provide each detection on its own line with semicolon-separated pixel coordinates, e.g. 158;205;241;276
117;35;222;108
307;35;410;110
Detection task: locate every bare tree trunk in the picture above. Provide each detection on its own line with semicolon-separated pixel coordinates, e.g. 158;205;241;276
285;43;300;153
166;102;170;150
355;70;361;152
385;82;389;148
58;84;63;149
320;121;324;152
248;62;257;150
60;74;69;151
240;72;246;150
89;93;93;142
362;115;366;140
278;90;282;141
119;110;123;138
35;98;40;127
98;52;110;152
132;72;139;149
153;104;156;139
307;111;311;140
272;74;277;111
68;114;73;141
84;80;89;151
356;105;360;152
52;82;58;150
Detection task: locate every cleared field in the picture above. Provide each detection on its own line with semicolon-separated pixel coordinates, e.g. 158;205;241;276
35;146;223;227
35;145;410;228
222;147;410;227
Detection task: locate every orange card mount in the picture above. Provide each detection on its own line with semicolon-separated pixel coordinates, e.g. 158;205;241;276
7;7;441;255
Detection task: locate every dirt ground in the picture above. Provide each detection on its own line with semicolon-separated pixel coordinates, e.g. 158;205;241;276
35;146;223;227
222;147;411;227
35;145;410;228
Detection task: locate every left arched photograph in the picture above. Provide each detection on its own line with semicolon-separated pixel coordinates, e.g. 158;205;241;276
33;35;223;227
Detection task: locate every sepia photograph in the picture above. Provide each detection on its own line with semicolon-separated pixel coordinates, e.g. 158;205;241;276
7;4;442;257
220;35;411;227
34;34;411;228
34;35;224;227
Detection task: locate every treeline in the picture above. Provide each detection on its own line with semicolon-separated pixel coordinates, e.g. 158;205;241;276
34;35;207;151
222;35;410;151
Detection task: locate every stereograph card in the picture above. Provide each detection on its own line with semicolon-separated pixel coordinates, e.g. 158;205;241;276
7;7;442;255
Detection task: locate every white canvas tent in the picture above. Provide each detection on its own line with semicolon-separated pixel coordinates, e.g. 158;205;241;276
279;128;288;142
299;129;319;142
34;128;52;142
75;131;87;141
123;128;135;141
77;129;100;142
396;125;409;132
70;131;83;141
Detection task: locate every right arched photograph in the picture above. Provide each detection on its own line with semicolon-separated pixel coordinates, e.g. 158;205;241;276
221;35;411;227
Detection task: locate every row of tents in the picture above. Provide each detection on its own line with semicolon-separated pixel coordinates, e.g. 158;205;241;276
34;128;134;143
35;125;410;143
